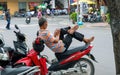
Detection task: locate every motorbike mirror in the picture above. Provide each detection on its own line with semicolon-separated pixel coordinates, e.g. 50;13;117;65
15;24;19;30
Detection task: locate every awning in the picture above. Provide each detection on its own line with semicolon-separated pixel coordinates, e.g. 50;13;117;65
37;4;46;9
71;0;96;5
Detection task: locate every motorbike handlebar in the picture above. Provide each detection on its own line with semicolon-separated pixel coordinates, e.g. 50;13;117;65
14;31;17;34
15;24;19;30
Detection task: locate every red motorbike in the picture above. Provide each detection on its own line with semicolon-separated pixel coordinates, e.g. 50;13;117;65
14;38;97;75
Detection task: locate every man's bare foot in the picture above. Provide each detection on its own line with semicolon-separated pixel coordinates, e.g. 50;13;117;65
84;36;94;43
68;25;79;34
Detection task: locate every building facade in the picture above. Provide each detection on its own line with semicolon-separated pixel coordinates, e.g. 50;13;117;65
0;0;70;15
0;0;42;15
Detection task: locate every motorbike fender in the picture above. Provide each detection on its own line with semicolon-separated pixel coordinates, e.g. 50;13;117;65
15;49;38;66
15;57;32;66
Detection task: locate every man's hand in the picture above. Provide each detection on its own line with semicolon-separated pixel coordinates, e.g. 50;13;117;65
54;29;60;37
4;15;6;20
53;29;60;43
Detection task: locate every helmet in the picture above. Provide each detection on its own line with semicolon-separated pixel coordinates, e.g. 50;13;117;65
0;34;5;47
33;38;45;53
0;48;9;67
0;50;9;61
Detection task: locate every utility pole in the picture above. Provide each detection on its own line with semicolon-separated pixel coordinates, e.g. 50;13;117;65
76;0;79;23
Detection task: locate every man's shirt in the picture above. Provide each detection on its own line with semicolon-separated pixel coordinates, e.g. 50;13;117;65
38;30;65;53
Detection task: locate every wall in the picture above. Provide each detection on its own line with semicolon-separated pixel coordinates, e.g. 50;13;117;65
0;0;42;15
0;0;6;2
7;0;18;15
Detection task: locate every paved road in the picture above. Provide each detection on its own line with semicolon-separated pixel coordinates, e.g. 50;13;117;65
0;15;115;75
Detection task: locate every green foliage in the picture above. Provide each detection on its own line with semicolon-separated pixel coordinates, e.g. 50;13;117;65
70;12;77;22
0;6;3;10
106;13;110;23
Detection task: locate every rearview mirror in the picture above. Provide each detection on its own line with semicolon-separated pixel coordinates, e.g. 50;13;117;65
15;24;19;29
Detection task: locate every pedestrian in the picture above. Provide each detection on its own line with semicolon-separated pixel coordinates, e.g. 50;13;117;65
26;10;32;18
51;9;54;18
37;8;42;20
4;9;11;30
46;8;50;17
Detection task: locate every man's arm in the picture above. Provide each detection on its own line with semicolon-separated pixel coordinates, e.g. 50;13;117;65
53;29;60;43
53;34;60;43
4;12;6;20
45;31;60;43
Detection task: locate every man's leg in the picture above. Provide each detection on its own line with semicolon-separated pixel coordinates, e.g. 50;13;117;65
59;26;71;40
67;25;94;43
59;25;94;43
72;31;84;41
6;19;10;29
62;34;73;51
54;27;73;52
55;34;73;60
60;26;84;42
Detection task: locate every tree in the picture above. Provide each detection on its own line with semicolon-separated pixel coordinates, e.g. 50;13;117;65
103;0;120;75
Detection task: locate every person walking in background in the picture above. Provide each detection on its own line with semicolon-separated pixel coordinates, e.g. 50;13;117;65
46;8;50;18
37;8;42;20
26;10;32;19
4;9;11;30
51;9;54;18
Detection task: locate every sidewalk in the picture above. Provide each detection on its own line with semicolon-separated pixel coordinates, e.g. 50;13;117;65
0;16;110;28
85;22;110;27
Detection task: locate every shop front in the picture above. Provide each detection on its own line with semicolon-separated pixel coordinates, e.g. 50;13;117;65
28;2;40;14
0;0;7;19
0;0;7;15
0;0;42;16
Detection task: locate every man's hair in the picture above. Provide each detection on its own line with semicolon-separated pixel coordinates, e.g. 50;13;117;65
38;17;47;27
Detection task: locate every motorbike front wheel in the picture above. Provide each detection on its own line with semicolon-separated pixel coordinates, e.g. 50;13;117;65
74;58;95;75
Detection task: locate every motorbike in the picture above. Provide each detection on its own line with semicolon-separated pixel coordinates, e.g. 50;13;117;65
48;43;97;75
82;14;89;22
14;36;97;75
11;25;29;66
25;16;31;24
0;66;40;75
0;34;40;75
88;13;102;23
0;34;13;67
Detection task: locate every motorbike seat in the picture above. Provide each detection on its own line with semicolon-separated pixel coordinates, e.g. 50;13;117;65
55;44;90;61
1;66;39;75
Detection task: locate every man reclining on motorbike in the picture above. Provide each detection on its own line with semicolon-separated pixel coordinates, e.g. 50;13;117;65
37;17;94;59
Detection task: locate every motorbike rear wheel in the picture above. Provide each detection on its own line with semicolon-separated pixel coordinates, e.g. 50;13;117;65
74;58;95;75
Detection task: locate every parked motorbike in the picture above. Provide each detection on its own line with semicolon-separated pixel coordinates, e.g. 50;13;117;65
48;43;97;75
11;25;29;66
0;66;40;75
82;14;89;22
0;34;40;75
14;36;97;75
13;37;46;75
25;16;31;24
0;34;14;67
88;13;102;23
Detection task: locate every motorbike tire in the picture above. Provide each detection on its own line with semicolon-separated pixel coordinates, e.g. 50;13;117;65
74;58;95;75
26;20;30;24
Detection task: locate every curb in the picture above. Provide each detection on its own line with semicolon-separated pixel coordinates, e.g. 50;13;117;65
85;22;110;28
